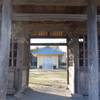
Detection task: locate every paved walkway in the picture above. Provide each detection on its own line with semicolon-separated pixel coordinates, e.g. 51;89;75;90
6;87;87;100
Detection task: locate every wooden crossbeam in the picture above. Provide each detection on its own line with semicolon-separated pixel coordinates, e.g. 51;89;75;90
11;13;87;21
0;0;100;6
0;13;99;21
30;43;67;46
30;36;67;38
12;0;87;6
2;0;100;6
11;14;100;21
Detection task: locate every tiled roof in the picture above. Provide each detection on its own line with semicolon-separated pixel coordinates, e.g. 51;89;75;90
32;46;64;55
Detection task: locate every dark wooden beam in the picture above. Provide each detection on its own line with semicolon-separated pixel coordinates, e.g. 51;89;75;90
30;43;67;46
0;0;12;99
1;0;100;6
87;0;99;100
30;36;67;38
10;0;100;6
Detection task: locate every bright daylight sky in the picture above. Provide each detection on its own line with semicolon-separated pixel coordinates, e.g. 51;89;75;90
30;38;67;52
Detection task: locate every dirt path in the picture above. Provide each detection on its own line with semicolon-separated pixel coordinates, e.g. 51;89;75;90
6;87;86;100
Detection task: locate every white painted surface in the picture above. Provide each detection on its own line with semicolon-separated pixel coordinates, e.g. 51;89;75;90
37;55;59;69
44;56;52;63
43;56;53;69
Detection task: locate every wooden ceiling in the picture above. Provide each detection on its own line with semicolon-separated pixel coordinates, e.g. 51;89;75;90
12;5;87;14
0;0;100;37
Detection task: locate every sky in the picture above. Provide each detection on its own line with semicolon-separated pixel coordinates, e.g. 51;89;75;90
30;38;67;52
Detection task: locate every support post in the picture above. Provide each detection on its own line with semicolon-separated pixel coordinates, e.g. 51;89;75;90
26;41;30;86
73;36;79;93
0;0;12;99
14;37;24;98
66;37;69;89
87;0;99;100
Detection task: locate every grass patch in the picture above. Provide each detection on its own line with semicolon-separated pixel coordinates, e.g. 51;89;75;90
29;69;67;88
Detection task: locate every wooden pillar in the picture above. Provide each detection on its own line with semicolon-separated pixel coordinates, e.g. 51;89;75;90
26;42;30;85
87;0;99;100
25;38;30;86
0;0;12;99
66;37;69;89
14;37;24;98
73;36;79;93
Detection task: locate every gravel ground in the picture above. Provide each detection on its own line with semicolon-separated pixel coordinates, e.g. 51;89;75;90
6;87;86;100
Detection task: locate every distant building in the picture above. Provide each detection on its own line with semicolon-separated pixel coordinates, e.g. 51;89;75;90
32;46;64;69
30;53;37;66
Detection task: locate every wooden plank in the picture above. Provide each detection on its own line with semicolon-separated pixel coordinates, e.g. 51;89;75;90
1;14;100;22
30;43;67;46
87;0;99;100
0;0;12;99
8;67;16;71
0;0;98;6
15;39;24;94
30;36;67;38
11;13;100;22
12;13;87;21
11;0;100;6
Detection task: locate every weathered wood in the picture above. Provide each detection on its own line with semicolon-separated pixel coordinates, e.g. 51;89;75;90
26;42;30;85
87;0;99;100
15;38;24;94
11;13;100;22
1;13;100;22
12;13;87;21
31;36;67;38
73;36;79;93
0;13;100;23
12;0;87;6
0;0;99;6
30;43;67;46
11;38;14;66
0;0;12;99
24;23;73;32
66;38;69;88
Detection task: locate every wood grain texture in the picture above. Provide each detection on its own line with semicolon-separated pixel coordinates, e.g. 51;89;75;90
0;0;12;99
11;0;87;6
12;13;87;21
11;13;100;22
73;36;79;93
15;39;24;94
87;0;99;100
1;13;100;22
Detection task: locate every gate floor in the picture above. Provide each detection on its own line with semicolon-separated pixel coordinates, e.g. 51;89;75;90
6;87;86;100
